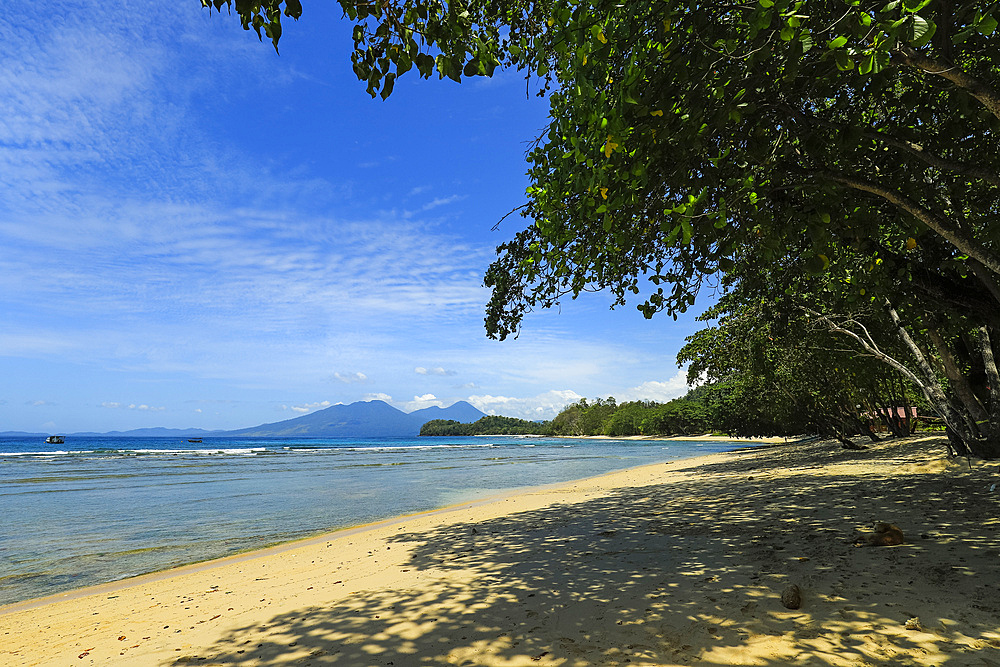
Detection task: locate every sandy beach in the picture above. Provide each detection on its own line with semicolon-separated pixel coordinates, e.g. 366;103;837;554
3;435;999;666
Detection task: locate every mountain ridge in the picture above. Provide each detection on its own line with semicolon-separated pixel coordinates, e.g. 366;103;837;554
3;400;487;438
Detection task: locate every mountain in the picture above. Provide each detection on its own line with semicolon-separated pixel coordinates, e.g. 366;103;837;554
407;400;486;425
4;401;488;440
227;400;486;437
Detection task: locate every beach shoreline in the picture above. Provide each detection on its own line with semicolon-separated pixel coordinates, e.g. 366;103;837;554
4;434;999;666
0;435;741;609
550;433;795;443
1;437;771;616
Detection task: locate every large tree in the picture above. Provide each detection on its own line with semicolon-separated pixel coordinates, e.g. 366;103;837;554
208;0;1000;316
209;0;1000;455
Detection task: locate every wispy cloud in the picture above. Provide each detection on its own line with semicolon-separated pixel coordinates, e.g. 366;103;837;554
421;195;465;211
0;5;493;383
333;372;369;383
101;402;165;412
414;366;457;376
0;1;698;433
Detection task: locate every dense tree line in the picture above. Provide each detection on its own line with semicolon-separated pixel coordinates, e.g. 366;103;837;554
422;384;932;439
420;393;719;437
212;0;1000;457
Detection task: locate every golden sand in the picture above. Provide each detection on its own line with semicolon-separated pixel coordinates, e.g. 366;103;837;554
3;435;999;666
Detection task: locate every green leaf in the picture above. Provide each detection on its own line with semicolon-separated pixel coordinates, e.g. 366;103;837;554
804;254;829;274
835;50;854;70
979;14;999;35
681;216;693;245
380;73;396;99
909;16;936;46
666;224;681;246
827;35;848;49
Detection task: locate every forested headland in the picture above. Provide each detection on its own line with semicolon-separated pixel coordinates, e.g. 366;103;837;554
213;0;1000;458
421;382;930;439
419;394;713;436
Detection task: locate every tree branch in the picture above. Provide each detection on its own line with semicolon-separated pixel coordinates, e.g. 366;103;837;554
811;169;1000;276
780;104;1000;187
893;45;1000;121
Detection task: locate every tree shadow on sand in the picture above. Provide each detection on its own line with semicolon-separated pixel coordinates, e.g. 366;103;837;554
174;437;1000;666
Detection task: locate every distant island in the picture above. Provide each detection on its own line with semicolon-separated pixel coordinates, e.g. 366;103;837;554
420;415;545;436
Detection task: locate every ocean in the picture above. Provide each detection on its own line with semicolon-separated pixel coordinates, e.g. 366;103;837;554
0;434;745;606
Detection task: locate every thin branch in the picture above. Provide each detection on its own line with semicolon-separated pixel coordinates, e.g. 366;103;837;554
893;45;1000;121
780;105;1000;187
492;204;530;231
810;169;1000;276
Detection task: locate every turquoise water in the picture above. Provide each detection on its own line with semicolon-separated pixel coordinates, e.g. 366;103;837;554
0;435;742;606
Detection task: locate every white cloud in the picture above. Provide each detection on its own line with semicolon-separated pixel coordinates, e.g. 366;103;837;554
618;370;690;403
130;404;165;412
414;366;456;376
466;389;585;420
333;372;368;383
289;400;332;414
101;402;164;412
401;393;444;412
363;393;393;403
28;400;50;407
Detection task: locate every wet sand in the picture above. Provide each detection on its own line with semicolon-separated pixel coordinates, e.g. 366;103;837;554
3;434;999;666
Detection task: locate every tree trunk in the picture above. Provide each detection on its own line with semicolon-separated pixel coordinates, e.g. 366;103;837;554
806;303;981;456
882;301;984;452
899;376;912;437
976;326;1000;459
875;383;903;437
970;259;1000;306
928;327;989;423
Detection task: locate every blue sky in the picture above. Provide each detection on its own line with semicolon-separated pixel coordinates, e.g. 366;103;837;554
0;1;712;433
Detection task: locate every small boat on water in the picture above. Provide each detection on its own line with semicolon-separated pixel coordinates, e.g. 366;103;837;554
187;438;203;443
45;435;65;444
